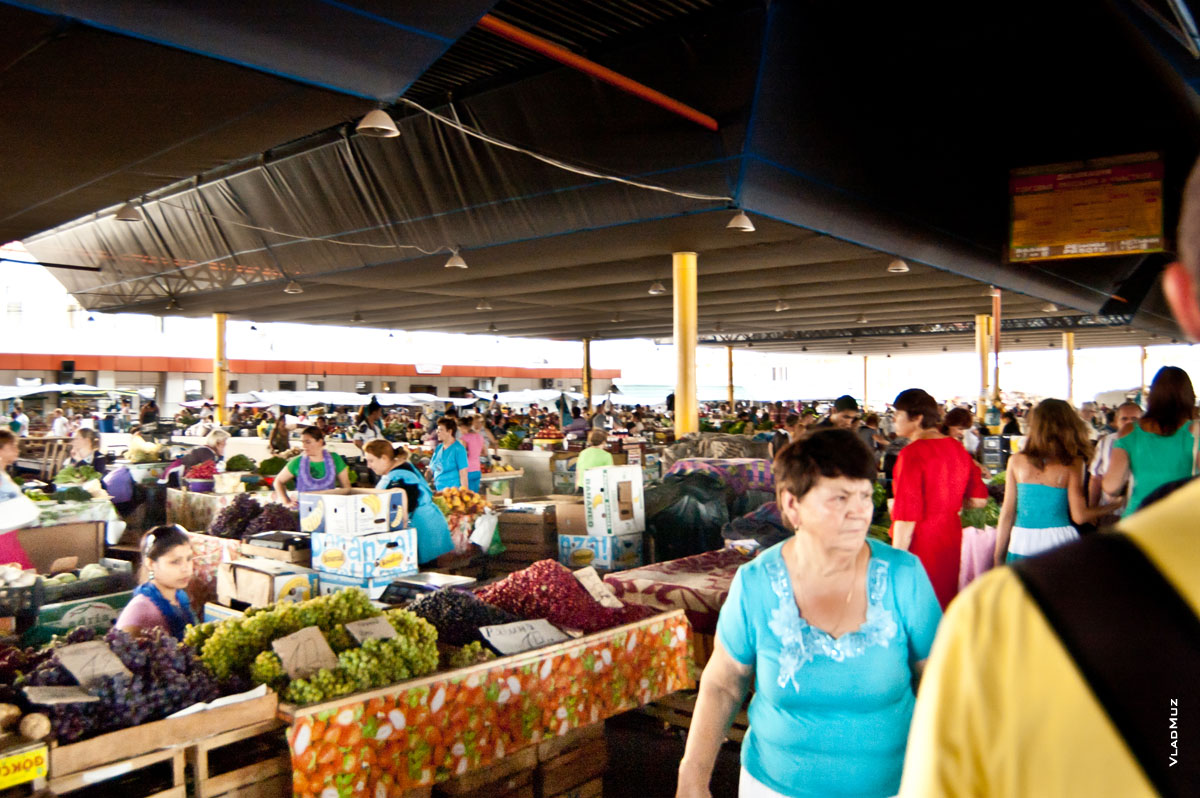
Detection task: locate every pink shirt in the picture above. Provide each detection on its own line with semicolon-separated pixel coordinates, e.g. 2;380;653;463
114;594;168;633
460;431;485;473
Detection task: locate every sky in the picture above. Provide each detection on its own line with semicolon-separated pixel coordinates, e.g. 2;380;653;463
2;243;1197;407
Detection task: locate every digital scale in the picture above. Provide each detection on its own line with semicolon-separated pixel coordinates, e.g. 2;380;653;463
378;572;478;604
244;532;310;551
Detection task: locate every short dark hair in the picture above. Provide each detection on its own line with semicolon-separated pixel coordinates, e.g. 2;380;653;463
437;417;458;435
300;425;325;441
773;428;876;502
833;395;859;413
141;524;190;562
942;407;974;430
784;413;800;427
893;389;941;429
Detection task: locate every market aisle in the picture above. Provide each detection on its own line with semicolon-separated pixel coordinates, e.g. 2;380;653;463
604;711;741;797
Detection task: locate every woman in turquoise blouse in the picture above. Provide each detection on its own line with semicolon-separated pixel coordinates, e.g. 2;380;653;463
1102;366;1198;513
428;417;469;491
363;441;454;564
677;429;941;798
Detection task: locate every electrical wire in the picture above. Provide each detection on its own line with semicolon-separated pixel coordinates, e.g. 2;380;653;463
396;97;734;203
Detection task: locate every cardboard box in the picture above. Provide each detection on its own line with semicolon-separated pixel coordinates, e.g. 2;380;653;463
311;528;418;579
202;602;246;623
25;591;133;645
217;559;318;607
558;533;642;571
239;542;312;566
581;465;645;536
316;571;392;600
18;522;105;574
555;504;588;536
299;488;407;537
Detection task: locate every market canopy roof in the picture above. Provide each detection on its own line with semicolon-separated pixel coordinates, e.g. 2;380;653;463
9;0;1200;352
0;384;138;400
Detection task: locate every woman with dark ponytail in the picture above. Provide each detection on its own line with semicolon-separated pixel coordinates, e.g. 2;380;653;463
115;525;195;639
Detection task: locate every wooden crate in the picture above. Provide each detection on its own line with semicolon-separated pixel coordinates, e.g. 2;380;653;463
546;777;602;798
187;719;289;798
639;690;748;743
48;746;185;798
434;746;536;797
536;723;604;763
535;737;607;798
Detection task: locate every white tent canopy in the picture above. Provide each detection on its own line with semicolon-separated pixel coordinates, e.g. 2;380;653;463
494;389;585;406
0;384;138;400
250;391;480;409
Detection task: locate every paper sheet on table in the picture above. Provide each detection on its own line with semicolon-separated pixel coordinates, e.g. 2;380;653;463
166;684;269;719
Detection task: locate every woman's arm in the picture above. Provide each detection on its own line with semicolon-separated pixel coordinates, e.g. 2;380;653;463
1100;446;1130;496
1067;461;1123;524
676;640;753;798
337;466;351;490
994;456;1019;566
274;467;297;507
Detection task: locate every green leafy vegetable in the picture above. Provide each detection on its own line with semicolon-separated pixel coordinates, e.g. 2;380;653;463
224;454;257;473
258;456;287;477
53;465;101;485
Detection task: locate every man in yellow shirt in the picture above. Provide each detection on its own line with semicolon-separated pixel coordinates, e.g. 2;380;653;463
899;158;1200;798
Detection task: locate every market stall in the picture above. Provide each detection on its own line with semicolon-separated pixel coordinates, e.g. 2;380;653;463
166;486;277;533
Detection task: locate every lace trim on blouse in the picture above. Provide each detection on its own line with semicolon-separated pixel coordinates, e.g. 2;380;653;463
765;552;898;691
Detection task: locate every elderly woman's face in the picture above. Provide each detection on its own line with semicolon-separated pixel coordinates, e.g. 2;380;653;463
781;475;874;555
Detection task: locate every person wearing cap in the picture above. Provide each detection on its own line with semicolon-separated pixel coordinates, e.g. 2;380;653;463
817;395;860;429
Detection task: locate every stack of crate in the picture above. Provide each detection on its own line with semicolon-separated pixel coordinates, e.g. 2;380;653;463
492;501;562;575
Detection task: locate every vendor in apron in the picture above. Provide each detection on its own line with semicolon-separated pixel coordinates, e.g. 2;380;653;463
363;440;454;564
274;425;350;508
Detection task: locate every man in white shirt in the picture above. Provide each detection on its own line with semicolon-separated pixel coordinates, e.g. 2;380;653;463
50;409;70;438
11;407;29;437
1088;401;1142;523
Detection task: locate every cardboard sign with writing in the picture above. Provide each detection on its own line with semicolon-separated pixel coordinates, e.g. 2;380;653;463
573;567;624;609
479;619;569;656
23;686;100;705
56;641;132;688
49;557;79;575
345;616;398;644
271;626;338;679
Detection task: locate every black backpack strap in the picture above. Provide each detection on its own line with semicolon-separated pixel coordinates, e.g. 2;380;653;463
1012;533;1200;797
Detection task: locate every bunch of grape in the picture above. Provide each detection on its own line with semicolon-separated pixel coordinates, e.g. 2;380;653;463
446;640;496;669
243;502;300;535
209;492;263;539
249;650;287;691
477;559;656;633
409;588;522;646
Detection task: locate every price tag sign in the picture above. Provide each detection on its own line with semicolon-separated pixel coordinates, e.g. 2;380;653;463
23;686;99;705
345;616;397;644
573;567;624;609
56;641;131;688
0;744;48;789
480;620;569;656
272;626;338;679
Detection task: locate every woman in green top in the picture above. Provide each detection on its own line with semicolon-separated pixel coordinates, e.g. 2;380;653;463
1102;367;1198;514
273;425;350;508
575;428;614;489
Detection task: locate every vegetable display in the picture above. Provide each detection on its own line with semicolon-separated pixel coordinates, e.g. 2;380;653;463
961;498;1001;530
476;560;655;634
20;627;219;743
209;492;264;539
408;588;522;647
53;465;101;485
445;640;496;669
185;461;218;480
258;456;288;477
243;502;300;535
224;454;257;473
50;486;92;503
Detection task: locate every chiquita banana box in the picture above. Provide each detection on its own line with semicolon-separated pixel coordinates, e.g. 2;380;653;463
299;488;408;536
311;528;418;579
558;533;643;571
581;465;646;536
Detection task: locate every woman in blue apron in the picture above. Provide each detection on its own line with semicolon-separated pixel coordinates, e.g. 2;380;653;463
363;440;454;564
115;525;196;639
273;425;350;507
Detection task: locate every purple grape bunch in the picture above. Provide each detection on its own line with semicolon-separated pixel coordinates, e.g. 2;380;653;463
244;502;299;535
209;492;264;539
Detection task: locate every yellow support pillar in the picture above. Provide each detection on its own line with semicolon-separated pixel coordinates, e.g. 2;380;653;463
975;314;991;422
862;355;868;410
581;337;593;415
213;312;228;426
1140;345;1148;400
1063;331;1076;407
991;289;1002;406
726;345;735;416
673;252;699;435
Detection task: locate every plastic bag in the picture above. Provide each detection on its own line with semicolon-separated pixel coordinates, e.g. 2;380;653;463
647;472;730;561
470;511;501;554
721;501;790;550
102;467;135;504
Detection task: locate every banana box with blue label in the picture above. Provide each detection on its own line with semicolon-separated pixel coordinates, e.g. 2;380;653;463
558;533;643;571
581;464;646;536
216;558;319;608
311;528;419;580
316;571;393;601
299;488;407;536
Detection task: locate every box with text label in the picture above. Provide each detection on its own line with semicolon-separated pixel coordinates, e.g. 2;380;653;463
581;465;645;536
299;488;408;537
316;571;393;601
558;533;643;571
217;559;318;608
312;529;419;579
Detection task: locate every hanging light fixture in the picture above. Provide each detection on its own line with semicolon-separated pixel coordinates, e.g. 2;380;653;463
250;324;258;331
284;279;304;295
115;202;143;222
444;249;468;269
356;108;400;138
87;314;95;322
726;210;755;232
847;349;853;355
611;312;621;323
165;297;180;311
855;313;869;324
648;280;666;295
801;346;807;352
887;258;910;273
942;346;949;352
487;322;498;334
774;299;788;312
351;311;364;323
713;321;724;332
1041;302;1058;312
476;298;492;311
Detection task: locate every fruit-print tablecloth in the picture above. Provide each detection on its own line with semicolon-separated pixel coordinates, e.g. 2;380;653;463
603;548;751;635
186;531;244;608
281;609;693;797
664;458;774;497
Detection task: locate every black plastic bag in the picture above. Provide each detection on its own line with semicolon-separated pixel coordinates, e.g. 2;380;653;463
647;472;731;561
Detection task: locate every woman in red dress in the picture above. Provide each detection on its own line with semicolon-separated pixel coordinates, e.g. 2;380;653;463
889;390;988;608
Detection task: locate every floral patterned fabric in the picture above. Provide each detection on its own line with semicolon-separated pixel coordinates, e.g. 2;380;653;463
664;458;775;497
603;548;751;634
